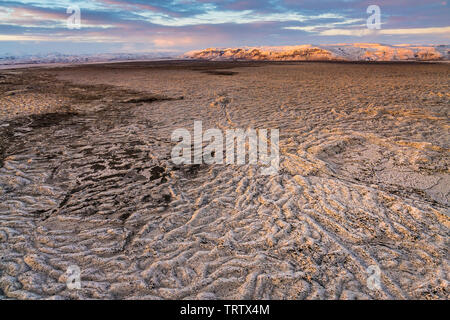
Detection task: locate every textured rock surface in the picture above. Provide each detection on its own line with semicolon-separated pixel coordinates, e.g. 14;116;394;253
0;61;448;299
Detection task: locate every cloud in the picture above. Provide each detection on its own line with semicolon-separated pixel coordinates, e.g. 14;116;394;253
0;0;448;54
319;26;450;36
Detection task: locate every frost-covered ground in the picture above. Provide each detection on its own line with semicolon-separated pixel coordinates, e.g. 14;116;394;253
0;61;448;299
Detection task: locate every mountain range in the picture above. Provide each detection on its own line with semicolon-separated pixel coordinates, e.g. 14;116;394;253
1;44;449;66
184;44;450;62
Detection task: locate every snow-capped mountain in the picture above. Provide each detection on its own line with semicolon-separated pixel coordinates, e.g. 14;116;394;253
0;52;177;66
184;44;450;62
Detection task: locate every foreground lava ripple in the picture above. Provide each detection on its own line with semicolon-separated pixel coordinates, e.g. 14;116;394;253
0;61;448;300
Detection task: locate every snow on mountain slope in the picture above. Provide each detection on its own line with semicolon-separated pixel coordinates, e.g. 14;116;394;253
0;52;176;66
185;45;339;61
185;44;450;62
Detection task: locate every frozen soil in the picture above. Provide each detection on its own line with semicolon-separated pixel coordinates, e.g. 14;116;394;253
0;61;449;300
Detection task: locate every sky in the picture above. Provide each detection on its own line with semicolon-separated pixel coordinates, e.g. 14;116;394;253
0;0;449;55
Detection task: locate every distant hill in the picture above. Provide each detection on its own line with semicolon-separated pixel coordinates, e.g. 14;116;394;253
184;44;450;62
